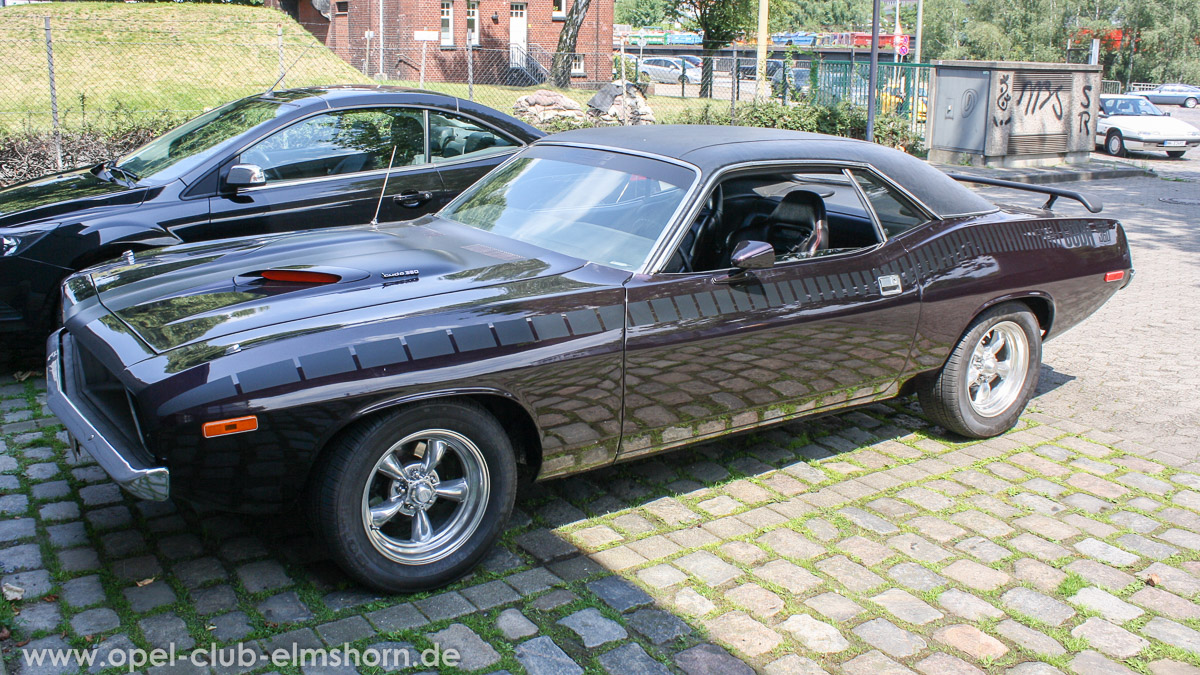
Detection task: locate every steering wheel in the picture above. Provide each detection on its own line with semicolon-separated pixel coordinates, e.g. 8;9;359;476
678;184;723;273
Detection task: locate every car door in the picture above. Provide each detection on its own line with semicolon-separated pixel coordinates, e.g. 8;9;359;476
618;166;922;461
199;107;444;242
427;110;524;209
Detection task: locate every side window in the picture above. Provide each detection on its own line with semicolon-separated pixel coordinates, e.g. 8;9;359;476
850;171;928;237
428;112;517;163
243;108;426;183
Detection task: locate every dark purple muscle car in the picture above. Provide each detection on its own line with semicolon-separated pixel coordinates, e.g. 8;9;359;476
47;127;1133;591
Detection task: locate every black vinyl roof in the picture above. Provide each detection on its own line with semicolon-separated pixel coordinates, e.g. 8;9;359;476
541;125;997;218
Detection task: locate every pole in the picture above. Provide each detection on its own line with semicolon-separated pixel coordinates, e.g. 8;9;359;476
468;36;475;101
915;0;924;64
894;0;901;63
277;25;285;88
420;40;427;88
43;16;61;172
866;0;881;141
731;45;738;121
619;39;629;125
378;0;384;77
754;0;769;100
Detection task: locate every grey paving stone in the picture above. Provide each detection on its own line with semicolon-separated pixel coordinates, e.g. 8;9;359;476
1117;533;1178;560
25;462;58;481
123;580;176;612
16;636;79;675
46;522;86;548
86;505;131;529
943;559;1010;592
778;613;850;653
558;608;627;648
516;528;578;563
0;493;29;515
1065;559;1135;591
86;634;139;674
193;584;238;616
79;484;122;506
100;530;146;558
316;616;375;646
1001;587;1075;626
915;652;984;675
1129;586;1200;620
804;591;864;622
997;619;1066;656
366;603;427;632
497;608;538;640
840;650;914;675
587;576;652;613
815;555;885;592
461;579;520;610
111;554;162;582
838;506;900;534
258;591;315;624
62;574;106;608
1075;537;1140;567
157;533;204;560
598;643;671;675
236;559;292;594
515;636;584;675
1069;587;1144;623
415;591;475;622
321;589;381;612
209;613;253;645
888;562;947;591
70;607;120;635
14;601;61;633
56;547;99;572
675;550;742;586
0;517;36;543
219;536;269;562
530;589;577;611
38;501;79;522
0;543;42;573
1069;650;1139;675
1071;617;1148;659
261;627;322;654
507;567;563;595
425;623;500;671
1140;562;1200;596
1143;617;1200;653
627;607;692;645
175;556;227;588
854;618;927;658
751;559;822;594
673;643;754;675
140;613;195;650
1111;511;1162;533
872;588;943;625
3;569;52;598
938;589;1004;621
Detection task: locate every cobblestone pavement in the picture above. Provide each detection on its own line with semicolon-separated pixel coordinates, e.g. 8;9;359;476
3;155;1200;674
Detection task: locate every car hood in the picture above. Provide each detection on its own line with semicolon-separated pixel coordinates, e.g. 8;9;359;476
86;216;585;353
0;166;148;227
1108;115;1200;137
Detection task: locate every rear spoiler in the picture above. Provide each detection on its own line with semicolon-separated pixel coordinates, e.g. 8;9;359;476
947;173;1103;214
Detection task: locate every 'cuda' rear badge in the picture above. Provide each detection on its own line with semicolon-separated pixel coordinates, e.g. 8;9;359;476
382;269;420;282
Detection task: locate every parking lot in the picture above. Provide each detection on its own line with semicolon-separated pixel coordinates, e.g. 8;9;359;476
3;114;1200;674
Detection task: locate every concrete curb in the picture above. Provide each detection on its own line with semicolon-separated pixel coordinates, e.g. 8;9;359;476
930;161;1154;185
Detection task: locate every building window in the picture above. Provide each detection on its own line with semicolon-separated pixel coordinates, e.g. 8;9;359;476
571;53;585;76
552;0;565;18
466;2;480;45
334;1;348;13
441;2;454;46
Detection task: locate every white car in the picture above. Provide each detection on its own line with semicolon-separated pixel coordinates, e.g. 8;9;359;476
637;57;701;85
1097;94;1200;158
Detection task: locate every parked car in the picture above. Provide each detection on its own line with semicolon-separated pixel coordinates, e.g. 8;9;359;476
770;66;812;99
638;57;701;84
738;58;784;80
0;86;542;338
49;126;1132;592
1097;94;1200;158
1129;83;1200;108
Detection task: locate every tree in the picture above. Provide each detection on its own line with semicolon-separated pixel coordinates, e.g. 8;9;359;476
616;0;671;27
674;0;755;97
552;0;594;87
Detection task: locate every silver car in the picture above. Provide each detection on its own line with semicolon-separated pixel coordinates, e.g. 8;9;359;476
637;57;701;85
1128;83;1200;108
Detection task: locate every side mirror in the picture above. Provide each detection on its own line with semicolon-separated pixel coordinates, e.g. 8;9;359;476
730;240;775;270
227;164;266;188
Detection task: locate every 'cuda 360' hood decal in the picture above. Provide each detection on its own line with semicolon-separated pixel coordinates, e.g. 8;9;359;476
89;217;584;353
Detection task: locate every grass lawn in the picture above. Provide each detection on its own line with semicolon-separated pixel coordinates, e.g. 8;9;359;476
0;2;368;133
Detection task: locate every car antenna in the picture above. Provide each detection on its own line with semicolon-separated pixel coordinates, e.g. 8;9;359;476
370;146;399;230
265;41;316;96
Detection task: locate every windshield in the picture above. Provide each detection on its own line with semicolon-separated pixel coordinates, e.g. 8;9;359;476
1103;97;1165;116
442;146;696;271
115;96;295;183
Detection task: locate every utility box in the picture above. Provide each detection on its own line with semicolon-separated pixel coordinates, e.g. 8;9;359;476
928;61;1102;168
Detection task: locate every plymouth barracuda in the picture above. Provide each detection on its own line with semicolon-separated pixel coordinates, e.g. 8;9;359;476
48;126;1132;591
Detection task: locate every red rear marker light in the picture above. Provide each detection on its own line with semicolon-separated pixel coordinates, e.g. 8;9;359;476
203;416;258;438
1105;270;1125;282
259;270;341;284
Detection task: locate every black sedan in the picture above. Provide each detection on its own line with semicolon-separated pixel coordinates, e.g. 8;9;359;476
0;85;543;337
49;127;1131;592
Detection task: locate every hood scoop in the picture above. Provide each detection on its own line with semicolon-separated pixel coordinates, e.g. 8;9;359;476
234;266;369;287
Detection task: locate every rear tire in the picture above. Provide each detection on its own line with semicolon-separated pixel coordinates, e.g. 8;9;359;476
309;400;516;592
1168;150;1186;159
1105;131;1126;157
918;302;1042;439
1184;97;1198;109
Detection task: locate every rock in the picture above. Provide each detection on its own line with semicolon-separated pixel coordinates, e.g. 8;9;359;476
514;89;588;126
586;82;656;125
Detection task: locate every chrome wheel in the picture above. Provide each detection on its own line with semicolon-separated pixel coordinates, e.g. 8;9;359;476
966;321;1030;418
361;430;489;565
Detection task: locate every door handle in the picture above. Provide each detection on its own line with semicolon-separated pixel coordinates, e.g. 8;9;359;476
394;190;433;208
877;274;902;297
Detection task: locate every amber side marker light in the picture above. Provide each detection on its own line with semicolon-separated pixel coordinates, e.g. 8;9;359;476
259;270;341;284
202;416;258;438
1105;270;1126;282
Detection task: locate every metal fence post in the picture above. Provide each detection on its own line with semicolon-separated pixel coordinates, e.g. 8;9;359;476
43;16;62;172
277;25;285;88
619;41;629;126
730;50;738;122
467;43;474;101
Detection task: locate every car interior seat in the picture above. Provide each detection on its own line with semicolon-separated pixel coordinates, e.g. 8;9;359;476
390;115;426;165
720;189;827;266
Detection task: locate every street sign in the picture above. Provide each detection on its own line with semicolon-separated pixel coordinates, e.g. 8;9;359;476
898;43;910;56
413;30;440;41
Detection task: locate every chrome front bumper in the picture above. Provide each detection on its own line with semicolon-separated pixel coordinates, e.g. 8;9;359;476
45;330;170;501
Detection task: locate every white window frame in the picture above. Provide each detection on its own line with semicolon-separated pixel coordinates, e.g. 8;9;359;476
466;2;480;46
570;54;585;76
441;2;454;47
552;0;566;19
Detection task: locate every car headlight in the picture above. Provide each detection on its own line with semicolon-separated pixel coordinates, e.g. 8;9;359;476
0;223;57;257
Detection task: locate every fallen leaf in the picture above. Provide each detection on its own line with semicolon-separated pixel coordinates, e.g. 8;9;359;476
1147;573;1161;587
42;594;58;602
84;635;93;643
16;640;29;648
206;625;216;631
135;578;155;587
0;627;10;640
12;371;35;383
2;583;24;601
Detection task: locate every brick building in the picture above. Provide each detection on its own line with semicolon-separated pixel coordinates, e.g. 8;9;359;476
284;0;613;85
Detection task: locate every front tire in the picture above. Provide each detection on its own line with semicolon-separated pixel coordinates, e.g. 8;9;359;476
309;400;517;592
1106;131;1126;156
1168;150;1186;159
918;302;1042;438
